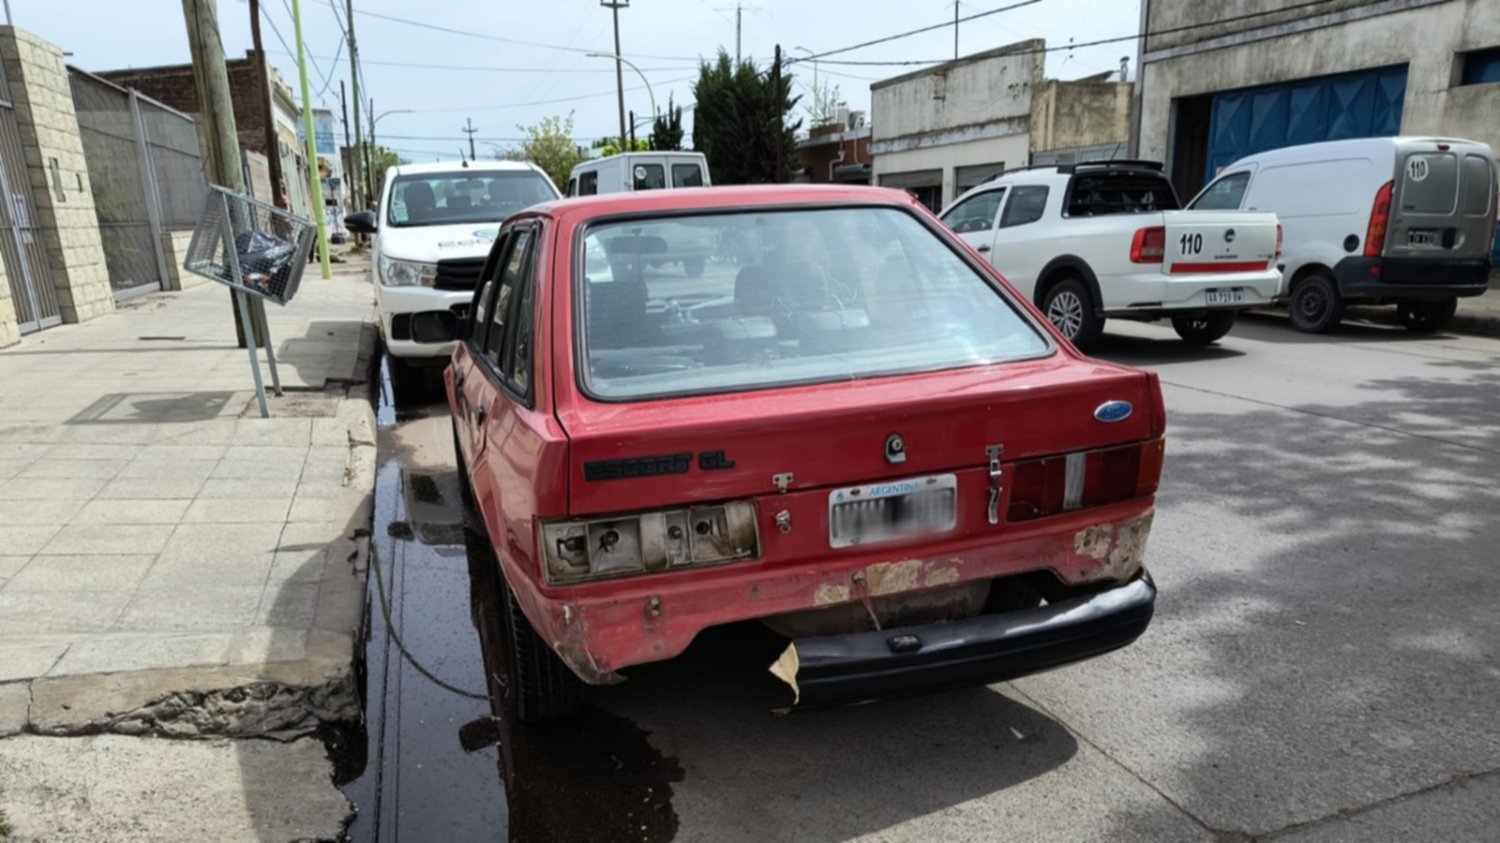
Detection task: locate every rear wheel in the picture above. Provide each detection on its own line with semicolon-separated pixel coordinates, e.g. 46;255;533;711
500;574;584;723
1289;272;1344;333
1041;278;1105;350
1397;298;1457;333
1171;310;1238;344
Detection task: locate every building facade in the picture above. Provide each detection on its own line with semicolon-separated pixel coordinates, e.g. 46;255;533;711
796;107;873;186
1136;0;1500;213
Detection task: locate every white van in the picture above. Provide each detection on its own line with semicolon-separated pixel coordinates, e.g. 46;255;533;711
344;160;558;385
1188;137;1497;333
566;152;711;196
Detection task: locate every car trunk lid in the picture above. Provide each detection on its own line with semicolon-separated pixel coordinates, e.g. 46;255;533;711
1385;140;1497;259
557;356;1161;516
1158;210;1279;275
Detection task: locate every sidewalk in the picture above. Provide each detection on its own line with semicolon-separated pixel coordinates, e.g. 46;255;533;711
0;251;376;745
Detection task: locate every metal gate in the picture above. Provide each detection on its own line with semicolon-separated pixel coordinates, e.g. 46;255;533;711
69;68;206;301
0;56;58;332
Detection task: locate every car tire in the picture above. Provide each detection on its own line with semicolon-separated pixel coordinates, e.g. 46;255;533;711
499;573;584;723
386;354;428;407
1397;298;1457;333
1171;310;1238;344
451;421;476;512
1042;278;1104;350
1289;273;1344;333
684;256;706;277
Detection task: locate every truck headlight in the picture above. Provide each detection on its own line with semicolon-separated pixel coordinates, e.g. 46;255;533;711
540;502;760;584
378;257;437;287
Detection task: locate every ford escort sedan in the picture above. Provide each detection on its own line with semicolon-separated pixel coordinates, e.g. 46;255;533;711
434;185;1165;721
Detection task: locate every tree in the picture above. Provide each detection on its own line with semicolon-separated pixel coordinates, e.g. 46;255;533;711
692;50;800;184
651;96;685;151
591;137;651;156
510;113;583;190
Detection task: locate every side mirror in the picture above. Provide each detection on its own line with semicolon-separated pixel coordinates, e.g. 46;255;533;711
410;310;461;344
344;210;378;234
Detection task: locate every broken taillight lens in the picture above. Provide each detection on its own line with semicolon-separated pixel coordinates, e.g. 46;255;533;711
1007;439;1165;523
539;502;760;585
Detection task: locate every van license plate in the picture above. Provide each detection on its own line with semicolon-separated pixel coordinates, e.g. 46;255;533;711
1205;288;1244;306
828;474;958;549
1408;229;1436;246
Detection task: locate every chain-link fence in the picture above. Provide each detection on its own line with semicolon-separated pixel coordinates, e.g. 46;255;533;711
69;68;207;300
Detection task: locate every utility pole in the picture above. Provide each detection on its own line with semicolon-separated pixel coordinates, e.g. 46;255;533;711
954;1;960;61
339;80;352;214
290;0;331;279
346;0;364;212
735;1;742;63
182;0;260;347
365;97;374;208
462;117;477;161
602;0;628;151
628;110;635;150
248;0;286;209
772;44;785;183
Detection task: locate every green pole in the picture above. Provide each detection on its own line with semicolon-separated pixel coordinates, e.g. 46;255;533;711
290;0;331;279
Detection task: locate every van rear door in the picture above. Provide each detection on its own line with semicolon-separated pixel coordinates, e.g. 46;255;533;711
1387;140;1497;260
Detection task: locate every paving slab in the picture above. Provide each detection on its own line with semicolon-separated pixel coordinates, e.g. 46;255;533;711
0;252;377;745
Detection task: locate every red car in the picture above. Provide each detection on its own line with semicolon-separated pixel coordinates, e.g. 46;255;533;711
435;185;1164;721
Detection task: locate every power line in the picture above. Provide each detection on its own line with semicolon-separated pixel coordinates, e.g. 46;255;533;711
797;0;1348;66
265;50;691;74
787;0;1044;64
400;76;696;114
351;7;703;62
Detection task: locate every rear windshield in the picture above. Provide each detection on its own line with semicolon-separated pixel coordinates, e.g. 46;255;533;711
386;170;557;227
576;207;1050;400
1066;172;1179;216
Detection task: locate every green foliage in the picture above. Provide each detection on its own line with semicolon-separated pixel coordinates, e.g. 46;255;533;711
592;137;652;156
0;807;11;840
651;96;685;151
513;113;583;190
692;50;801;184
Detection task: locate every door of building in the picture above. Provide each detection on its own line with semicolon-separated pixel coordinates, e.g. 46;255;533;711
0;59;57;333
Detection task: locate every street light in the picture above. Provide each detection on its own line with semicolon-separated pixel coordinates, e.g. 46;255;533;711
588;52;656;142
365;103;413;205
794;46;821;126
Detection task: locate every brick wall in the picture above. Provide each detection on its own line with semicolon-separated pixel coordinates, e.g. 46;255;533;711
97;52;272;159
0;26;113;324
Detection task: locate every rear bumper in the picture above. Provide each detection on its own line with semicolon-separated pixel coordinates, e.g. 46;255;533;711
1333;256;1491;300
1110;268;1283;316
776;572;1155;708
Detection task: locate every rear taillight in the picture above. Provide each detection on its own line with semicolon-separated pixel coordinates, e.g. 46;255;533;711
539;502;759;584
1007;439;1165;523
1130;226;1166;263
1275;224;1284;262
1364;180;1394;257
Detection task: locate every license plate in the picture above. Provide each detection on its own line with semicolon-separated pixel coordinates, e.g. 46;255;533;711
828;473;958;549
1408;229;1436;246
1205;288;1244;305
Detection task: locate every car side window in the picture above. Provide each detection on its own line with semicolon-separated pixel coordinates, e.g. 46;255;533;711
467;234;509;346
579;171;598;196
567;178;577;197
1190;172;1251;210
1000;185;1049;227
503;257;536;396
941;188;1006;233
672;163;704;187
633;164;666;190
483;228;532;369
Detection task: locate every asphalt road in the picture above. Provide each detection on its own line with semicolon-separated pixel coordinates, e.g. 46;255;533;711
345;312;1500;842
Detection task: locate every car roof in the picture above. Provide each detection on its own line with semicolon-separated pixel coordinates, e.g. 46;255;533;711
390;160;541;176
522;184;921;221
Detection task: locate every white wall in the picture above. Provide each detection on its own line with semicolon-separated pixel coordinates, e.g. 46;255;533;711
873;133;1030;207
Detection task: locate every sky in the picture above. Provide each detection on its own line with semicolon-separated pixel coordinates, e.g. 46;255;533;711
20;0;1141;162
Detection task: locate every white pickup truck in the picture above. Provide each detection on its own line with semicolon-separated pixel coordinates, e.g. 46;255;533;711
940;160;1282;349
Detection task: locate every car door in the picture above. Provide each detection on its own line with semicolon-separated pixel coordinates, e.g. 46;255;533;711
455;227;530;464
939;186;1006;260
986;184;1052;298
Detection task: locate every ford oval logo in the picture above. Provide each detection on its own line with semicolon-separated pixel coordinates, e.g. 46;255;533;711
1094;401;1133;423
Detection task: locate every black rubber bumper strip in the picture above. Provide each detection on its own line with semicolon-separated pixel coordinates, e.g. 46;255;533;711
771;573;1156;709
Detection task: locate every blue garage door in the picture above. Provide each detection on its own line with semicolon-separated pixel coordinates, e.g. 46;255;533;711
1206;65;1409;181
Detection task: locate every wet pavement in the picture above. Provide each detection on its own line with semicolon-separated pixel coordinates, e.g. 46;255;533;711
338;315;1500;841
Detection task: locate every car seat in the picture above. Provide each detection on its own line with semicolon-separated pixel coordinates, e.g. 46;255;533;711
402;182;436;222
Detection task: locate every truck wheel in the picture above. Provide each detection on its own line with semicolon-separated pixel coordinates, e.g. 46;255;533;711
500;574;584;722
1042;279;1104;350
1172;311;1238;344
684;256;706;277
1289;273;1344;333
1397;299;1457;333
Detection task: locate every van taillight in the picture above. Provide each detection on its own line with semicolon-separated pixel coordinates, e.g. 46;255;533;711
1364;180;1394;257
1007;439;1165;523
1275;224;1284;262
1130;226;1166;263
